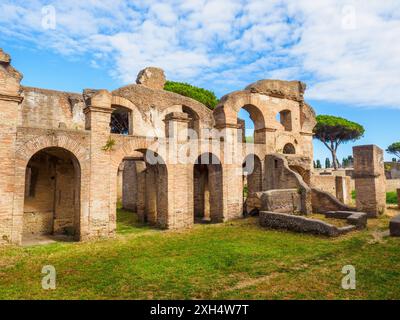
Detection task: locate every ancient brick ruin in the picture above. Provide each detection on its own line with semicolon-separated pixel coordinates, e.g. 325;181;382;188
0;48;386;245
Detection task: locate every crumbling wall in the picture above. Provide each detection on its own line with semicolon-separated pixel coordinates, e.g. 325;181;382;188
20;87;85;130
112;75;214;139
311;175;352;205
260;189;302;214
311;188;355;214
264;154;312;214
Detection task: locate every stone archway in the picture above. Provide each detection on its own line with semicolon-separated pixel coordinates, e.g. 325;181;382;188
13;133;90;244
213;91;268;144
111;139;169;229
22;147;81;243
193;153;223;223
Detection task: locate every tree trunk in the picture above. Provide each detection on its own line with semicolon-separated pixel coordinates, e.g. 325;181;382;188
331;149;338;170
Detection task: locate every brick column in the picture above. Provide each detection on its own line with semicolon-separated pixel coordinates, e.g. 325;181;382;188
84;90;114;238
221;163;244;221
145;165;157;225
0;49;23;244
135;160;147;222
353;145;386;217
166;163;194;229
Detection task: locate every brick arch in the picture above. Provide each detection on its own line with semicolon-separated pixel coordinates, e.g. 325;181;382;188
243;148;266;165
110;136;169;228
275;133;299;154
213;91;267;130
111;96;137;110
110;136;161;171
12;134;90;245
111;95;146;136
193;151;224;223
16;134;89;166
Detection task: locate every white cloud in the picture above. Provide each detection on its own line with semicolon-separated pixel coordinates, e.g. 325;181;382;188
0;0;399;108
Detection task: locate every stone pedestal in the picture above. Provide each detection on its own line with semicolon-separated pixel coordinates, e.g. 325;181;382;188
353;145;386;218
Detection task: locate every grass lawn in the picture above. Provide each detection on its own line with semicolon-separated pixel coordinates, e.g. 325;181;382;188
1;208;400;300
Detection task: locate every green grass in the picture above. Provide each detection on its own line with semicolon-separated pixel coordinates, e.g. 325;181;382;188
352;190;398;205
0;208;400;300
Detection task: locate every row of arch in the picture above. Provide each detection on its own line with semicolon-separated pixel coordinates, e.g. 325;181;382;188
110;104;201;137
20;144;269;243
110;96;296;147
117;151;266;225
18;132;299;244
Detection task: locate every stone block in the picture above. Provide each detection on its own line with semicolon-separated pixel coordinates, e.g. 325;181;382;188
260;189;302;214
136;67;166;90
259;211;357;237
325;211;367;230
390;215;400;237
353;145;386;217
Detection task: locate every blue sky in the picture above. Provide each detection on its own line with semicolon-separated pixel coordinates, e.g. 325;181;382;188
1;0;399;163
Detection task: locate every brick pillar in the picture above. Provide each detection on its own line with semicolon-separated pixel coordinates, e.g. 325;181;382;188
167;163;194;229
164;112;190;143
145;165;157;225
221;163;244;221
84;90;114;238
0;49;23;244
353;145;386;217
135;161;147;222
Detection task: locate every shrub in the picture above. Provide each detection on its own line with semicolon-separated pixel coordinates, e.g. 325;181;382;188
164;81;219;110
387;192;398;204
352;191;397;205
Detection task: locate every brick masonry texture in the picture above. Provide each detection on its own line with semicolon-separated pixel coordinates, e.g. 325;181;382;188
0;49;386;245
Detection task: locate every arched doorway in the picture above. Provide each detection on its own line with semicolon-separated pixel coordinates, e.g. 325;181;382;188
116;150;168;228
22;147;80;243
243;154;262;199
193;153;223;223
